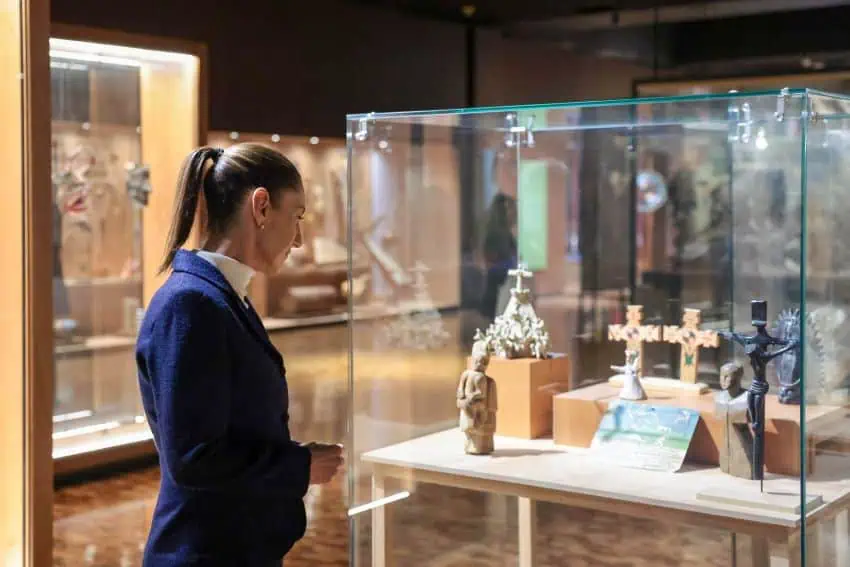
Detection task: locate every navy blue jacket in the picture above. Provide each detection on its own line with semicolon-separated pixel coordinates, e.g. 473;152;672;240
136;250;311;566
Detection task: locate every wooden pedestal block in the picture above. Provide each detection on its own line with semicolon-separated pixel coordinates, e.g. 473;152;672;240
473;354;570;439
553;382;845;476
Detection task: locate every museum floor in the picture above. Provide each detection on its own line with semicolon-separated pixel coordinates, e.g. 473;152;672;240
54;308;741;567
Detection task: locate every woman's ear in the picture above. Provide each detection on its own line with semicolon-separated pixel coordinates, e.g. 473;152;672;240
251;187;271;227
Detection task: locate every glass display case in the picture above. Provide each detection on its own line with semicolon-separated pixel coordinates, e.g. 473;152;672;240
346;89;850;567
49;26;206;474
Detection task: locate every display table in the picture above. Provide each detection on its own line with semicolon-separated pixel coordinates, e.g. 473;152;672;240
361;428;850;567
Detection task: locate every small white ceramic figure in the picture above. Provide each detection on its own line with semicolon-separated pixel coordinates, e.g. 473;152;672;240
611;349;647;401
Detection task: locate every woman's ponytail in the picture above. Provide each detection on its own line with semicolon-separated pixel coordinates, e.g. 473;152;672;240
159;146;222;274
158;142;302;274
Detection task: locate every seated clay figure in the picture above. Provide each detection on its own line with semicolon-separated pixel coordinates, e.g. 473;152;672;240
457;341;498;454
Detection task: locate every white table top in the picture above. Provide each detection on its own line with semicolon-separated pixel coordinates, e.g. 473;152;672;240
361;428;850;530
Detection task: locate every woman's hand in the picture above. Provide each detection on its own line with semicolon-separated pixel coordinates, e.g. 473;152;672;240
305;442;344;485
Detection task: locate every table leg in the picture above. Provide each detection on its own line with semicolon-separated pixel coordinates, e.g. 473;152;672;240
751;536;769;567
372;474;394;567
786;531;802;567
837;510;850;566
805;521;822;567
752;532;810;567
518;497;536;567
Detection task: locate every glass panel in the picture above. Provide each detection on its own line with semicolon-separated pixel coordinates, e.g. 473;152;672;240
803;91;850;567
0;2;25;564
347;90;834;567
49;37;198;463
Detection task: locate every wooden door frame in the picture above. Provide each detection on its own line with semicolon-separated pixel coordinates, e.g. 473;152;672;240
23;0;54;565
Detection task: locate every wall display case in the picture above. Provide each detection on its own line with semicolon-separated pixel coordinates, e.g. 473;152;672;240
49;25;206;474
208;130;462;330
346;90;850;567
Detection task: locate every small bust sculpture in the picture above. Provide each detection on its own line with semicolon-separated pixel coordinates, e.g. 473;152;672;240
611;349;646;401
715;360;748;423
720;360;745;398
457;340;498;454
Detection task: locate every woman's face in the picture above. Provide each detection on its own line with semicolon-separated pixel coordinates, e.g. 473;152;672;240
252;186;305;274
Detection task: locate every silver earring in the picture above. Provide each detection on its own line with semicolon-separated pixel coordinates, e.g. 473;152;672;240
260;224;265;231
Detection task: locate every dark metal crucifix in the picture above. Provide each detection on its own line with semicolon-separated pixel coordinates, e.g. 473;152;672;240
719;300;798;493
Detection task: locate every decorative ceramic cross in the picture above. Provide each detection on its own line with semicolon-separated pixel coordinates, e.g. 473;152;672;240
508;264;533;292
663;308;719;384
608;305;661;377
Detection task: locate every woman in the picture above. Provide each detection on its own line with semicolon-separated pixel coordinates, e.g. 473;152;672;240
136;143;343;566
480;193;517;320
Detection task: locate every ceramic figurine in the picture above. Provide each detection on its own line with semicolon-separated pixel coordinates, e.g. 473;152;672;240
378;262;450;350
611;349;646;401
457;341;498;455
474;264;551;359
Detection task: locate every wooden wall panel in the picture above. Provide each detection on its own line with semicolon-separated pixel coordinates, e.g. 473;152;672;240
23;0;54;561
1;0;52;565
419;136;461;308
140;59;202;304
0;2;26;562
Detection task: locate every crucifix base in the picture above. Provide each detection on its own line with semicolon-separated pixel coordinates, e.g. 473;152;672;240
697;485;823;515
607;374;710;395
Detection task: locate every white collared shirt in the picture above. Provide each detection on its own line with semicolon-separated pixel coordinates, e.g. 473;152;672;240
195;250;255;304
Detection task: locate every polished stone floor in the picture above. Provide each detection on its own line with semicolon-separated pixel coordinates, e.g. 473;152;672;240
52;309;784;566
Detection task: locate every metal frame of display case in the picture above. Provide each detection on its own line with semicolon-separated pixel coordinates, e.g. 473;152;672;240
47;24;208;477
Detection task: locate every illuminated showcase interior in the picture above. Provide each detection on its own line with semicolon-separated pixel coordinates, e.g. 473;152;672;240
346;90;850;567
49;31;203;473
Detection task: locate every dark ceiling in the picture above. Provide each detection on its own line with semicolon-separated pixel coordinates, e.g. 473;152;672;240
349;0;850;75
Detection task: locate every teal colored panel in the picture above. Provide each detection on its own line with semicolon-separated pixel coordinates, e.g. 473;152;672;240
518;160;548;271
